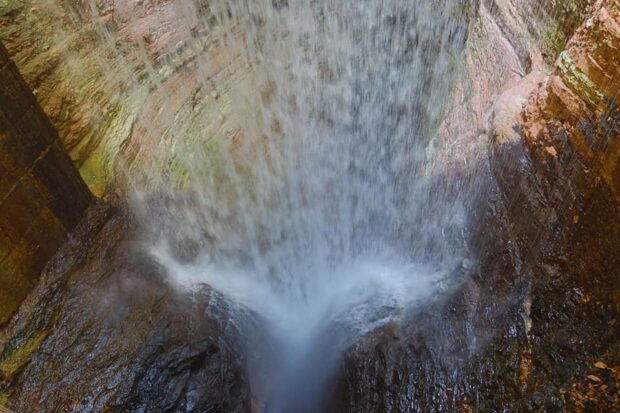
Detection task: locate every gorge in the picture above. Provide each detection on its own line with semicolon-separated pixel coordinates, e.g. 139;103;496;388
0;0;618;412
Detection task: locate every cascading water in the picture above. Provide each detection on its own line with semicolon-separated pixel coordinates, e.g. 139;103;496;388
105;0;472;411
120;1;477;411
7;2;619;412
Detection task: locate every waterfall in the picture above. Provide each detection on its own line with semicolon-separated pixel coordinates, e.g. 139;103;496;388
50;0;475;411
138;1;473;411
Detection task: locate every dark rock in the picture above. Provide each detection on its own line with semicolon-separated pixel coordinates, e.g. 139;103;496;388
0;204;250;413
0;47;92;324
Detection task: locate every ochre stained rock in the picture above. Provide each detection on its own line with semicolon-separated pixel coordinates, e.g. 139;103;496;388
0;42;91;325
485;0;620;312
521;0;620;200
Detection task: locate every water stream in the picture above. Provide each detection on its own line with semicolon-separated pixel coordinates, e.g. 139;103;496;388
53;0;475;411
135;1;474;411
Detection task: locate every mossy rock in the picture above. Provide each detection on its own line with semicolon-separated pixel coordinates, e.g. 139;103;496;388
0;331;47;379
553;0;589;37
541;19;569;62
0;0;23;16
540;0;589;63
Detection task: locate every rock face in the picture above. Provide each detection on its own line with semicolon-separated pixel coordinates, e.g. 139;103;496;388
340;162;619;411
339;0;620;411
434;0;587;170
0;42;91;325
495;0;620;308
492;1;620;309
0;204;250;412
521;0;620;199
0;0;251;196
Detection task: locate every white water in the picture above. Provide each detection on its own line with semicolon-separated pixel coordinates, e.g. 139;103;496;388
136;1;473;410
155;244;454;411
135;1;473;410
48;0;474;410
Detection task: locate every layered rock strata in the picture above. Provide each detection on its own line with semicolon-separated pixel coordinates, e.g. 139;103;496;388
0;1;251;196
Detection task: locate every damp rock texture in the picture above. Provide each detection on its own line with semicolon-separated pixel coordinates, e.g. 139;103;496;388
0;1;250;196
0;1;618;412
340;1;620;411
0;204;250;413
0;42;91;325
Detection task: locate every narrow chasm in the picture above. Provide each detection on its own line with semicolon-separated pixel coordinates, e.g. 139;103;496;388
0;1;618;412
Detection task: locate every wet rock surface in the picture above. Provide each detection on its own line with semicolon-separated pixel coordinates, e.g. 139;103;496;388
0;41;92;325
337;3;620;411
2;143;617;413
0;204;250;413
339;143;620;411
0;1;618;412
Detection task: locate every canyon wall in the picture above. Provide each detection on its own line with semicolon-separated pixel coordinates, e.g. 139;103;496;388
1;0;588;196
341;1;619;411
0;0;617;411
0;0;251;196
492;0;620;307
522;0;619;202
0;42;91;325
0;0;613;329
435;0;590;169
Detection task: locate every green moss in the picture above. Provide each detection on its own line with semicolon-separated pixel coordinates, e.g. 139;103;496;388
0;331;47;378
539;0;588;64
78;150;109;198
541;20;568;63
553;0;588;37
0;392;8;406
0;0;23;16
557;51;604;107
